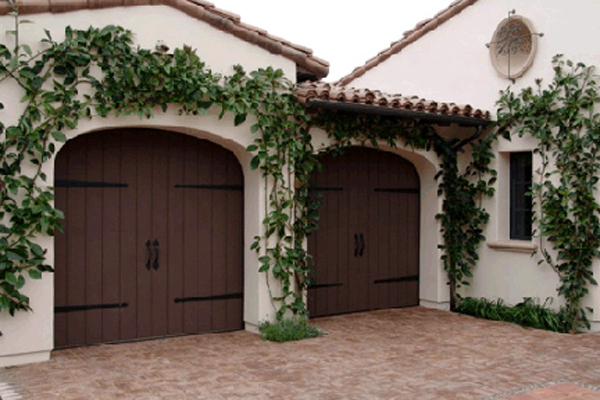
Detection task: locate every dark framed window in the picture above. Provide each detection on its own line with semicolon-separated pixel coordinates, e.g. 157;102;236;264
510;152;533;240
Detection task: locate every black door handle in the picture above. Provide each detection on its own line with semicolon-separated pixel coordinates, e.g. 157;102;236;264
358;233;365;257
145;240;152;270
354;234;359;257
152;239;159;270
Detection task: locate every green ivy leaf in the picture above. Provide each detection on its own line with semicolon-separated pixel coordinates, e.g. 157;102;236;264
51;131;67;142
234;113;247;126
28;269;42;279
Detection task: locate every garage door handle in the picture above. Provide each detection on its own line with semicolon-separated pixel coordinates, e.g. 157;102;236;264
358;233;365;257
145;240;152;270
152;239;160;270
354;234;359;257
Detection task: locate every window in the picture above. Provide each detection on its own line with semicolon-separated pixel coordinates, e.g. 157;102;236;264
510;152;532;240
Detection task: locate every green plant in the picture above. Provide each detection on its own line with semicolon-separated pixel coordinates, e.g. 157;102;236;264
258;317;323;342
497;56;600;331
456;297;570;333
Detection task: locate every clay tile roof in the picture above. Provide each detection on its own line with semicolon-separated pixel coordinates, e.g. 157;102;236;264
337;0;479;86
0;0;329;79
295;82;490;121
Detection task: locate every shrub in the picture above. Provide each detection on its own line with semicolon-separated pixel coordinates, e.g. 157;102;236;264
456;297;570;333
258;317;323;342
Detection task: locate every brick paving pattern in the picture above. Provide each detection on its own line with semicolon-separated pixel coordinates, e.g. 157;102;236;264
2;307;600;399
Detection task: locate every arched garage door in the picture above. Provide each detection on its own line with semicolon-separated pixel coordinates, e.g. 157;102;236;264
308;147;420;317
54;129;244;347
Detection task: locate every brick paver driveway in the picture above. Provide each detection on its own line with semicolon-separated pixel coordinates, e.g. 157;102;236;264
2;307;600;399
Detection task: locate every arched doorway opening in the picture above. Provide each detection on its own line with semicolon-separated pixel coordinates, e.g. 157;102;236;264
54;128;244;347
308;147;420;317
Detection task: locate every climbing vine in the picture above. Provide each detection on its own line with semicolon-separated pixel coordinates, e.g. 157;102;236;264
497;55;600;331
0;18;496;329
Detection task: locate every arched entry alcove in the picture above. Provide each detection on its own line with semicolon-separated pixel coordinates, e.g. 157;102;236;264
308;147;420;317
54;128;244;347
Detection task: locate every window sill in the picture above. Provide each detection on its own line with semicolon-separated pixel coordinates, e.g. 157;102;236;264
486;240;537;253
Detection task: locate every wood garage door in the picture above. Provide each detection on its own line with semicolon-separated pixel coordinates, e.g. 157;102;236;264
54;129;244;348
308;147;420;317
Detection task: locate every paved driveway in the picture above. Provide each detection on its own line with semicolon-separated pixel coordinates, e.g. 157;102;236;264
2;307;600;399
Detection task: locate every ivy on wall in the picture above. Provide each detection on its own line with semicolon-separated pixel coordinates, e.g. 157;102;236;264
0;19;496;332
497;55;600;332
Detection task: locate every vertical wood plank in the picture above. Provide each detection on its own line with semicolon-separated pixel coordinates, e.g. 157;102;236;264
346;149;361;313
101;131;122;342
196;139;214;332
407;193;420;306
136;130;153;339
84;134;104;344
225;154;244;330
151;132;169;337
211;145;228;331
119;131;138;341
355;148;370;312
65;136;88;346
367;149;380;310
337;153;350;315
325;155;340;316
376;152;391;310
182;136;200;333
167;134;184;335
388;154;402;308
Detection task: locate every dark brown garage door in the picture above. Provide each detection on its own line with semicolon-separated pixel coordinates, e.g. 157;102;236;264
308;147;420;317
54;129;244;347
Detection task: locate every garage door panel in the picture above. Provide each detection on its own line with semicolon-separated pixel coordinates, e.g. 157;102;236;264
309;147;420;317
55;129;244;347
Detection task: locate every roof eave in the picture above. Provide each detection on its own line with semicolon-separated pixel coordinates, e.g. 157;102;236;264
305;98;491;127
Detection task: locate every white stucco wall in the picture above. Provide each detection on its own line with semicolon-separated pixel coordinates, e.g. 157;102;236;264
0;5;296;367
348;0;600;327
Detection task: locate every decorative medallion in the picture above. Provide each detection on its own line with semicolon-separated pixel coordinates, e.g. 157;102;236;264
487;11;543;81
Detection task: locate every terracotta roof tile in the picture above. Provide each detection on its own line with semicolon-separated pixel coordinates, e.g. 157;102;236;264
337;0;479;86
0;0;329;79
295;82;490;121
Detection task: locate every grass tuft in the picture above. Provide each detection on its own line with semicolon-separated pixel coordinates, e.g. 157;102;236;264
456;297;571;333
258;317;323;342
